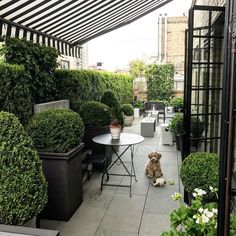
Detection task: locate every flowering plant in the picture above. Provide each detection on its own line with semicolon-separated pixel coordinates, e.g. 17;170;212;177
161;187;218;236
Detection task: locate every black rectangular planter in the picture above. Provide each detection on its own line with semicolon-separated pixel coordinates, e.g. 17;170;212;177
39;143;84;221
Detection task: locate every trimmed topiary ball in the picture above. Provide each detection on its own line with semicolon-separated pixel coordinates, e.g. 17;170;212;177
180;152;219;199
122;104;134;116
27;109;84;153
80;101;112;126
0;111;47;225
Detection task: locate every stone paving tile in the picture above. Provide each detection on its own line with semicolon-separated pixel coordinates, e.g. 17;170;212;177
59;204;107;236
139;213;171;236
97;194;146;233
95;228;138;236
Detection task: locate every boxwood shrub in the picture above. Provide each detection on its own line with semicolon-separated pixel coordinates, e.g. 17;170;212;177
80;101;112;126
180;152;219;199
0;112;47;225
0;63;33;124
122;104;134;116
27;109;84;153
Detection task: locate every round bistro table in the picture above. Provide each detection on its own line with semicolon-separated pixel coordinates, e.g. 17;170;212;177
93;133;144;197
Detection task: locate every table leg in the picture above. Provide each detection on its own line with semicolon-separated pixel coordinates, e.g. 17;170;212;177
131;145;137;182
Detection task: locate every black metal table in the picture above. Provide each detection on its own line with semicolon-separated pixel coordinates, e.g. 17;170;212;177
93;133;144;197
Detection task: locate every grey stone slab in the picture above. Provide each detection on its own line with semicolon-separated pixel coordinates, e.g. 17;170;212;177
34;100;69;113
158;151;179;166
145;185;180;214
116;171;151;196
157;143;177;152
59;204;106;236
98;194;145;233
139;213;171;236
95;229;138;236
83;188;115;209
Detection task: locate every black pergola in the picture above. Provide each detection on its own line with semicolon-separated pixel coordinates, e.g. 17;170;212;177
0;0;172;57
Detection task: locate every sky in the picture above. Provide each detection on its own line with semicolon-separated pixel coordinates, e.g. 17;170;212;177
88;0;192;71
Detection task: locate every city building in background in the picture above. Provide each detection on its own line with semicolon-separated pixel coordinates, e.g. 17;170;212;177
157;15;187;96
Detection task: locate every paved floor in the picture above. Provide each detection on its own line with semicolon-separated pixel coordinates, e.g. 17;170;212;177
41;117;182;236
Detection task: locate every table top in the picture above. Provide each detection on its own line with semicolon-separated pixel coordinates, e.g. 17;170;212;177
93;133;144;146
141;117;155;123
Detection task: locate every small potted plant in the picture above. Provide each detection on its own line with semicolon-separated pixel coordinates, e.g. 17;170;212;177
168;113;184;150
110;119;122;139
122;104;134;126
27;108;85;221
0;112;47;226
180;152;219;201
133;100;144;118
170;96;184;112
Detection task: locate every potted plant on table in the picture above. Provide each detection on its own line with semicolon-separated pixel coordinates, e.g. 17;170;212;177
0;112;47;226
27;108;84;221
122;104;134;126
101;91;124;140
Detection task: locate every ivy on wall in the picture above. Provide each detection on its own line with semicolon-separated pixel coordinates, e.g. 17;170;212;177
145;64;175;102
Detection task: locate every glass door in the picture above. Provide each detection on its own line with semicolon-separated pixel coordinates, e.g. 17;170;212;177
183;5;225;158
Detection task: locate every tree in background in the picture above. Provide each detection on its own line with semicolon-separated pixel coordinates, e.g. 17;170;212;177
145;64;175;102
129;59;147;78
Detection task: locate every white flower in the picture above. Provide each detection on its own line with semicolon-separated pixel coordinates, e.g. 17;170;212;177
198;208;204;213
197;189;206;196
193;214;197;219
210;186;213;191
202;214;210;223
193;188;206;196
196;217;200;224
205;211;214;218
212;208;218;214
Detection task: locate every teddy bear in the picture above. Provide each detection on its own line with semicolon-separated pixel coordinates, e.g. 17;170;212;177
152;177;166;187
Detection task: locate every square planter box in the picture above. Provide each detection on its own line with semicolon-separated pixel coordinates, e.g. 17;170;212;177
39;143;84;221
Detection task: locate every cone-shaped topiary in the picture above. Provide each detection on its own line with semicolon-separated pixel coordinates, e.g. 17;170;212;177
180;152;219;200
27;109;84;153
101;91;124;127
0;111;47;225
80;101;112;126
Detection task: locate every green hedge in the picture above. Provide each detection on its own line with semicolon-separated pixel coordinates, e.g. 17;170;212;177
0;112;47;225
146;64;174;101
54;69;133;108
2;38;59;104
0;63;33;124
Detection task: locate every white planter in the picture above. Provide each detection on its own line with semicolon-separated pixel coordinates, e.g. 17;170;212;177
134;108;140;118
110;127;121;139
124;115;134;126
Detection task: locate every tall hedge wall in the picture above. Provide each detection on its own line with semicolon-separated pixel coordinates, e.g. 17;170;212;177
145;64;174;102
54;69;133;106
0;63;33;124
